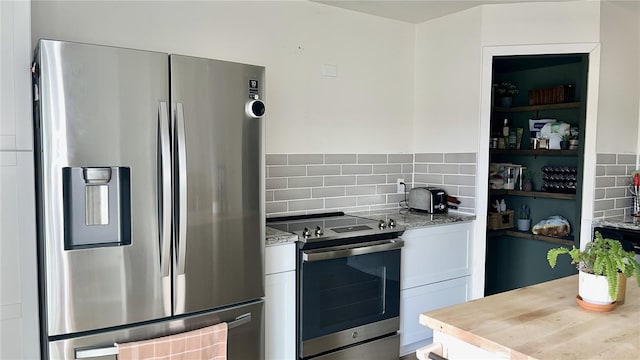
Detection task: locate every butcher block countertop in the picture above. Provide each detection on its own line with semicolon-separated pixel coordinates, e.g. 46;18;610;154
419;275;640;359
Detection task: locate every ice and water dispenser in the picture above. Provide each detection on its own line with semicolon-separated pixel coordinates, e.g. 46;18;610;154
63;166;131;249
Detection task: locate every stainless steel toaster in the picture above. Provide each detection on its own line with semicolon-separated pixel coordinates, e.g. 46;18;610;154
408;187;448;213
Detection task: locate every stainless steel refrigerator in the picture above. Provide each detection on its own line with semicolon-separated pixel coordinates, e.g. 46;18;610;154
32;39;266;359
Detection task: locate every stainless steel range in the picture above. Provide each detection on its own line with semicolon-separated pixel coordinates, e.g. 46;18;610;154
268;212;405;360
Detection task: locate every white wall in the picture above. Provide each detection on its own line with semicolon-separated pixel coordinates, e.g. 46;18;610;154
31;0;415;154
414;7;482;153
413;0;601;155
481;0;600;46
597;0;639;154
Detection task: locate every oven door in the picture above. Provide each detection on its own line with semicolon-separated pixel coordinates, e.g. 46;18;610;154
299;239;403;358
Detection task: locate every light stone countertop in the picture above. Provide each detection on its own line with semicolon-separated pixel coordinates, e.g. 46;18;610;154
592;215;640;232
265;226;298;246
265;209;476;247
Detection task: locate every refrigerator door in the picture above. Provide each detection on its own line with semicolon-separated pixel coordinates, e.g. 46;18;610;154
170;55;264;314
48;300;264;359
35;40;171;336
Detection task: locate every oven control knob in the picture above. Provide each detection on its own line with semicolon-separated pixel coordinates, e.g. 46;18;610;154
302;227;310;238
351;331;358;339
315;226;323;236
388;219;396;228
378;220;387;229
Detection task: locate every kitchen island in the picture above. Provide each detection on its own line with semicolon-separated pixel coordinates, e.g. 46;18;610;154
418;275;639;359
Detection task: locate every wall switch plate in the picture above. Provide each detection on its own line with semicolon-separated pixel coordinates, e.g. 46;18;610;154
396;178;405;194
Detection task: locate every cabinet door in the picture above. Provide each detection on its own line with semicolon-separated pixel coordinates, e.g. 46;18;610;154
265;271;296;360
0;0;31;151
265;243;296;275
401;223;472;290
400;276;471;352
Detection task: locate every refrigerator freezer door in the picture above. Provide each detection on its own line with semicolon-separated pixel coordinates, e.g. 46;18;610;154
170;55;264;314
49;300;264;359
35;40;171;336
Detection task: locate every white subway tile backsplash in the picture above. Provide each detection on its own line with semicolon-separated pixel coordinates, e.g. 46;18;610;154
605;188;626;198
428;164;459;174
414;174;443;184
443;175;475;186
342;165;373;175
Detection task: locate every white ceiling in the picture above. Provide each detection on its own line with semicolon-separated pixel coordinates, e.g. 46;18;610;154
312;0;569;24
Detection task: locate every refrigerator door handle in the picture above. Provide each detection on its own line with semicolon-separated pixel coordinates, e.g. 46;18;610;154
73;313;252;359
159;102;172;316
174;102;188;313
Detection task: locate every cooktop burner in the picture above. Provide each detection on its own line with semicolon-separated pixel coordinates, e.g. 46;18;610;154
266;211;405;243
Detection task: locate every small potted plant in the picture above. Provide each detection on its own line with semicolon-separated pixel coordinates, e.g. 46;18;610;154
494;82;519;107
547;232;640;306
560;134;570;150
516;205;530;231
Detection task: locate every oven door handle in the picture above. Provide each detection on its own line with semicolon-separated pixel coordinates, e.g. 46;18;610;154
302;239;404;262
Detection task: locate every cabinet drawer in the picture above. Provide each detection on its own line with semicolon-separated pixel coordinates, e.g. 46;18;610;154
265;243;296;275
401;223;472;290
400;276;471;348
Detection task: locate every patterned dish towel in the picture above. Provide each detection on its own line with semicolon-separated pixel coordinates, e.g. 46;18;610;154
116;322;228;360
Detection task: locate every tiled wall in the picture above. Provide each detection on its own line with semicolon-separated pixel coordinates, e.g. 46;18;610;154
413;153;477;214
265;154;414;216
265;152;478;216
593;153;637;218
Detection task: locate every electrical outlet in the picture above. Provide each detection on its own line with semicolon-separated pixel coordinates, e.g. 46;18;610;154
396;178;405;194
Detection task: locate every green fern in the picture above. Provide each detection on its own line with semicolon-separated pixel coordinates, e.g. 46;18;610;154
547;231;640;300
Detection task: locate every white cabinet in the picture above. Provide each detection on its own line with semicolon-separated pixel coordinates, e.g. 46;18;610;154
399;222;473;356
265;243;296;360
0;0;32;151
401;277;471;351
0;152;39;359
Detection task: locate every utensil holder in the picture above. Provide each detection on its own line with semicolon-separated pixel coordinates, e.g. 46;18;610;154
633;193;640;217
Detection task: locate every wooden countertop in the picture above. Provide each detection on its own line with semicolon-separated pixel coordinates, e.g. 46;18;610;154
419;275;640;359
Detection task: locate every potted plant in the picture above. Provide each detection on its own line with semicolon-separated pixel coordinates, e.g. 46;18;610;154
494;82;519;107
560;134;570;150
547;231;640;305
516;205;530;231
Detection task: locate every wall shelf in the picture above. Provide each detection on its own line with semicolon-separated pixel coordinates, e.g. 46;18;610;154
490;149;578;157
493;102;580;113
488;229;574;247
490;189;576;200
